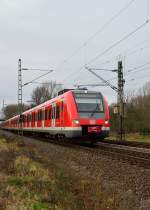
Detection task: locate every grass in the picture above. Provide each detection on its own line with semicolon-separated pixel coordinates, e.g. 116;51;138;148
0;133;139;210
107;132;150;143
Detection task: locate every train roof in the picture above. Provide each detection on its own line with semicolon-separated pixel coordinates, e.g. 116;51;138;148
4;89;103;122
23;89;102;113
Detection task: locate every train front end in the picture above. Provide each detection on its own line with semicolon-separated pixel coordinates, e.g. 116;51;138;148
71;90;110;140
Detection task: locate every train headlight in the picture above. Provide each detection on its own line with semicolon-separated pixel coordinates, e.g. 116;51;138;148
105;120;109;125
72;119;80;125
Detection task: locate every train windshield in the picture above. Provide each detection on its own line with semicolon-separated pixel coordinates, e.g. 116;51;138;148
74;92;104;118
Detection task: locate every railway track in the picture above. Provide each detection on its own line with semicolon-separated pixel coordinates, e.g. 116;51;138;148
1;130;150;169
63;140;150;169
101;138;150;149
29;136;150;169
17;136;150;170
95;142;150;169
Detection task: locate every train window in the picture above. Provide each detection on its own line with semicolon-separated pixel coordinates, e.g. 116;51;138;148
32;113;35;122
38;112;39;121
52;107;56;119
27;114;31;122
38;110;42;121
39;110;42;121
49;109;51;119
42;111;45;121
56;106;60;119
45;109;48;120
74;92;104;118
61;101;64;111
51;107;54;119
23;115;26;123
51;108;53;119
21;115;24;123
35;112;38;121
24;115;26;123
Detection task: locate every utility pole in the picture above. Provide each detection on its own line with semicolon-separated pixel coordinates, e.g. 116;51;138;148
17;58;53;135
85;62;126;141
2;100;5;110
2;100;5;119
117;61;125;141
18;58;23;135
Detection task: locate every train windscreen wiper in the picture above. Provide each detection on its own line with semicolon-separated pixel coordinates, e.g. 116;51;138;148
90;104;99;117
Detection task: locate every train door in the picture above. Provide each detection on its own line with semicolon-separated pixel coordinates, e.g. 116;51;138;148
44;107;48;127
42;109;45;128
51;103;56;127
31;112;35;128
48;105;52;127
35;111;38;128
60;100;64;127
37;110;42;127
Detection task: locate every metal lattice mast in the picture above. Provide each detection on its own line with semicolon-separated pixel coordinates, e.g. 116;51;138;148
85;62;126;141
18;59;23;135
18;59;22;115
117;61;125;141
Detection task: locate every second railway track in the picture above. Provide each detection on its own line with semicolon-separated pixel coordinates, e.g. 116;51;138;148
1;130;150;169
33;135;150;169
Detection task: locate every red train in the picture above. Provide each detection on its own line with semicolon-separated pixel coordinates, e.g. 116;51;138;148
1;89;110;143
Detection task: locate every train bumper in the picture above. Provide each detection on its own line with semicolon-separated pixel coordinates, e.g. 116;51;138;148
82;125;110;139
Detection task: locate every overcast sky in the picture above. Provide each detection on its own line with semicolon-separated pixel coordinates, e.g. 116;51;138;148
0;0;150;110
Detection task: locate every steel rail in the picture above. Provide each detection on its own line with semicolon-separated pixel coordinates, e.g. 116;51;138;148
1;130;150;169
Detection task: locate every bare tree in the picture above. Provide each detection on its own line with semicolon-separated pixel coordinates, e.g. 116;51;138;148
142;82;150;96
31;80;63;106
110;82;150;133
3;104;29;119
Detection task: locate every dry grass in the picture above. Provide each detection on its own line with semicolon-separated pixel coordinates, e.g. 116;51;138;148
107;132;150;143
0;133;143;210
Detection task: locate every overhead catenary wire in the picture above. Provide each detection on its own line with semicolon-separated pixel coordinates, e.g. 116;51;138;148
90;37;150;69
61;1;150;86
127;61;150;73
23;71;53;86
81;39;150;81
122;38;150;56
74;83;108;88
125;66;150;79
81;0;137;46
55;0;137;70
62;20;150;83
128;72;150;82
22;68;52;72
85;20;150;66
85;67;118;92
87;68;117;72
27;81;63;86
125;72;150;86
126;43;150;56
